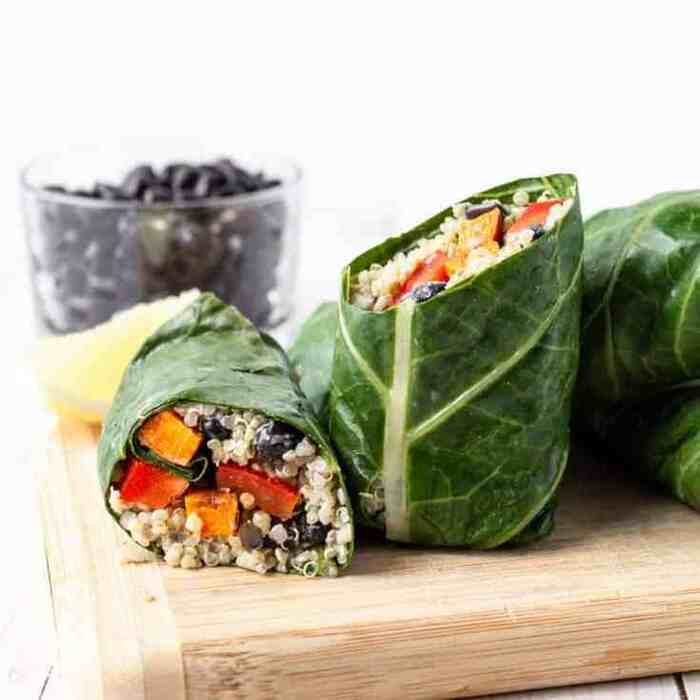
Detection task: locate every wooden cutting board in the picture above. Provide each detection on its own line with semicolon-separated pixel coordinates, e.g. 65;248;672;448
38;417;700;700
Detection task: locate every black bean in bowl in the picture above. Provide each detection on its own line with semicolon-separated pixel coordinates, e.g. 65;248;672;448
21;155;300;333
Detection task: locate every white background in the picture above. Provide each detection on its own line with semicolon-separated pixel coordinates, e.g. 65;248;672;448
1;1;700;697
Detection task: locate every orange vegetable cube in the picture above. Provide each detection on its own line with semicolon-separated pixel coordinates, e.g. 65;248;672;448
459;207;503;244
138;410;203;467
185;490;239;538
445;209;504;279
120;458;189;509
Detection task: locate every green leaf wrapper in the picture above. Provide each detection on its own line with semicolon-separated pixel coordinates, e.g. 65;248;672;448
293;174;583;547
98;293;354;574
288;302;337;423
576;191;700;509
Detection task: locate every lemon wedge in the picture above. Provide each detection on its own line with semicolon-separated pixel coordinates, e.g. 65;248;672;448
34;290;200;423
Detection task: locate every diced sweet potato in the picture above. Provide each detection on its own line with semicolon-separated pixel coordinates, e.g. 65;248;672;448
445;210;504;277
216;463;300;520
120;458;189;509
185;491;239;538
138;410;203;466
460;207;503;244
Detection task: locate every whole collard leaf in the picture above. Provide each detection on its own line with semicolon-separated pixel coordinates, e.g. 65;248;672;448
576;191;700;509
329;174;583;547
577;191;700;409
98;293;354;570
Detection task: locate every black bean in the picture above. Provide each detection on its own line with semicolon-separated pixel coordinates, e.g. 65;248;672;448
411;281;447;303
193;172;214;199
284;523;300;547
239;522;264;550
142;184;172;204
254;421;304;460
295;511;329;548
531;224;545;241
201;417;231;441
465;203;507;220
213;160;245;196
160;162;189;185
201;165;227;189
121;165;158;199
171;165;199;194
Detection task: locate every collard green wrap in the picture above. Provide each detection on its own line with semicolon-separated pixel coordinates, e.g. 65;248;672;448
290;302;557;546
98;293;354;570
323;174;583;547
576;191;700;509
288;302;337;422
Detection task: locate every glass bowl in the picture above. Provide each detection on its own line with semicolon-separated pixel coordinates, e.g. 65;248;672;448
20;148;302;333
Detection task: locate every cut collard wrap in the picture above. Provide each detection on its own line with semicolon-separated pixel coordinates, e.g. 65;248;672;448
313;175;583;547
98;293;354;576
576;191;700;510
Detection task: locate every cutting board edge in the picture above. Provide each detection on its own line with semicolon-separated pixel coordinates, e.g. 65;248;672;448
38;415;700;700
176;608;700;700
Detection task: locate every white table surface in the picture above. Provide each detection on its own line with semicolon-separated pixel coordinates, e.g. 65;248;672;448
2;218;699;700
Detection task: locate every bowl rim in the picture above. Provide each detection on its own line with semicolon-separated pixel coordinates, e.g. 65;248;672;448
19;149;303;211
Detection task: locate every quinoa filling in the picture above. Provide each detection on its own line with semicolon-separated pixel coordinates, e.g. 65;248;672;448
109;404;352;576
351;188;573;311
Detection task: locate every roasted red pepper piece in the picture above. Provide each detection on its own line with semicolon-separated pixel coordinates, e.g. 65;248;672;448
394;251;449;304
508;199;564;235
120;458;189;509
216;463;300;520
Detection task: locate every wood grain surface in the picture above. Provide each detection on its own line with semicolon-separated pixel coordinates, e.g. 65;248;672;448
38;417;700;699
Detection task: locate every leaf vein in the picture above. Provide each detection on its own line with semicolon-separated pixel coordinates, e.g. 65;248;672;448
673;252;700;377
337;305;388;399
409;258;583;441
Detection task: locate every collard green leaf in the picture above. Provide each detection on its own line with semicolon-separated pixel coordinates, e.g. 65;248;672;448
97;293;353;572
291;302;561;546
578;191;700;408
288;302;337;422
576;191;700;509
329;174;583;548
